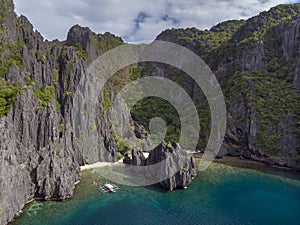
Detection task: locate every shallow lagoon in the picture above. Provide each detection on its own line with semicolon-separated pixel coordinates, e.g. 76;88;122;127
12;160;300;225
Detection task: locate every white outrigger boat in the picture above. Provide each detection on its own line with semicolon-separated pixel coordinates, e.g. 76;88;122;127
99;182;119;193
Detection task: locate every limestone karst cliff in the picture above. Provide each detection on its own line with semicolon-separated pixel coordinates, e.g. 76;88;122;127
0;1;127;224
1;0;300;224
135;4;300;169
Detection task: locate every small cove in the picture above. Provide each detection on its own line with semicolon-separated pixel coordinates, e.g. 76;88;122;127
11;158;300;225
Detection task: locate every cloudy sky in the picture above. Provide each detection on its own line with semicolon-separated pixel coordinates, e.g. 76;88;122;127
14;0;300;43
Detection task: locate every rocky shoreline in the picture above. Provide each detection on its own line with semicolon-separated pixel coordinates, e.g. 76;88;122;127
8;152;300;225
124;141;197;191
1;1;300;224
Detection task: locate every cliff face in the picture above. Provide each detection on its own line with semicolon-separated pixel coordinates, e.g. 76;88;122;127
0;1;130;224
1;0;300;224
124;141;197;191
146;142;197;191
138;4;300;169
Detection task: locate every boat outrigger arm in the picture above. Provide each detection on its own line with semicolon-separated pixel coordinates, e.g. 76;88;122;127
99;183;120;193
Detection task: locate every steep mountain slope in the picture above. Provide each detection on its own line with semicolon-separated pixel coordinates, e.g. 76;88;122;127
133;4;300;168
0;1;300;224
0;1;132;224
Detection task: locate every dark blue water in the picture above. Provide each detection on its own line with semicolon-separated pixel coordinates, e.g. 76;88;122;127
12;163;300;225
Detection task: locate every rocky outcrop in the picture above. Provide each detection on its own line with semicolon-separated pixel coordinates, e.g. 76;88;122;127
0;1;129;224
1;1;300;224
146;4;300;170
124;141;197;191
282;20;300;93
123;148;146;166
147;142;197;191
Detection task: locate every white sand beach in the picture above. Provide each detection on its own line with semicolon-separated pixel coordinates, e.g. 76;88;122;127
80;152;151;171
80;162;122;171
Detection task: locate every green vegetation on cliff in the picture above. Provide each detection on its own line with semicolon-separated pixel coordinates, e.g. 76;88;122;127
219;5;300;155
0;36;24;77
0;0;299;163
33;86;55;108
132;97;181;143
0;0;24;77
102;87;112;113
108;65;143;92
0;79;20;116
225;70;300;155
89;32;123;53
132;4;300;157
131;97;211;149
158;20;245;57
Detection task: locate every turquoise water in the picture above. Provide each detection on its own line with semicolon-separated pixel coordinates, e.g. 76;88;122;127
12;163;300;225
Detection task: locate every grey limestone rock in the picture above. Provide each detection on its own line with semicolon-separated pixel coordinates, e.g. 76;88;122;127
124;141;197;191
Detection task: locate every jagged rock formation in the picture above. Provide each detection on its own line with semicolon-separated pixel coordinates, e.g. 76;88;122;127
1;0;300;224
0;1;135;224
124;141;197;191
147;142;197;191
135;4;300;169
123;148;146;166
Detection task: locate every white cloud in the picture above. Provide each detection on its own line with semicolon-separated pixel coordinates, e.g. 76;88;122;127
14;0;299;42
